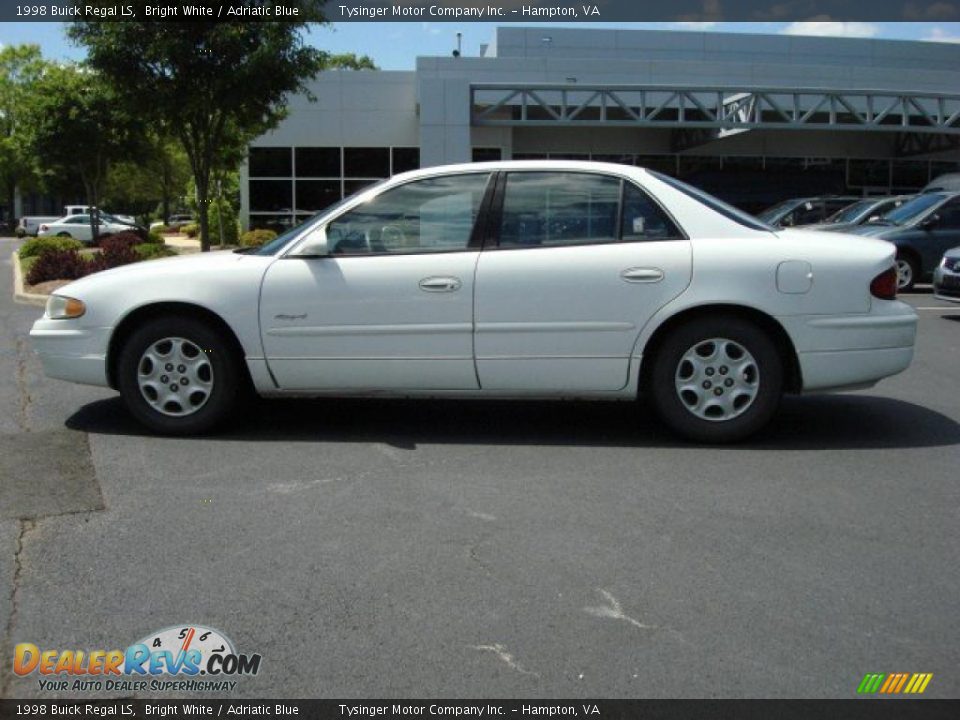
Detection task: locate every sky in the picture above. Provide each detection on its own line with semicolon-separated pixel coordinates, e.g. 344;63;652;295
1;21;959;67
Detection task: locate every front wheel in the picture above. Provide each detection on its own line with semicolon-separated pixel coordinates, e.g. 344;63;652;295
648;316;784;443
116;316;243;435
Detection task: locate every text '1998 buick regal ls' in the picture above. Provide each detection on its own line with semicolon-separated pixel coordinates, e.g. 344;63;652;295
30;161;918;442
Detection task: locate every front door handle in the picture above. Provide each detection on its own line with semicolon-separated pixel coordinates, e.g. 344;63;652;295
419;276;462;293
621;267;664;283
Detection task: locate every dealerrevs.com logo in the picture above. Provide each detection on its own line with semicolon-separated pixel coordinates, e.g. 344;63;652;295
14;625;262;693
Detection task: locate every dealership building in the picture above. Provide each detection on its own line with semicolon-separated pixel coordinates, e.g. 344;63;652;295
241;26;960;229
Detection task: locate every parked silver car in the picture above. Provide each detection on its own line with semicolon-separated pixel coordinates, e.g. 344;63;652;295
933;246;960;302
808;196;913;233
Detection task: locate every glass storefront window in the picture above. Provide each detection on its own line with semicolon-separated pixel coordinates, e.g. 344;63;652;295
249;148;292;177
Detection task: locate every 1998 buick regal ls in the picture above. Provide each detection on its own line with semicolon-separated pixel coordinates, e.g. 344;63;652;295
30;161;918;442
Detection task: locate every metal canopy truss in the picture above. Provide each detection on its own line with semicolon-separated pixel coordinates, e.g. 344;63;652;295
470;84;960;136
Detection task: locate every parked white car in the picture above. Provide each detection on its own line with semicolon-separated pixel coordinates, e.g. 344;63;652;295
37;214;140;244
30;161;918;441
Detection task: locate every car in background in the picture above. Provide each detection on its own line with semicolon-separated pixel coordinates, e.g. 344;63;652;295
756;196;860;228
923;173;960;193
30;160;917;443
807;196;913;233
933;247;960;302
852;191;960;291
150;214;193;231
38;214;147;244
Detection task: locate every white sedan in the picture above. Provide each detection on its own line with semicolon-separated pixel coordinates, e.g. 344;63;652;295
37;214;140;244
30;161;918;442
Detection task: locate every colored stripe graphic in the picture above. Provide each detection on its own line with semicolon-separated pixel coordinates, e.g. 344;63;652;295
857;673;885;694
858;672;932;694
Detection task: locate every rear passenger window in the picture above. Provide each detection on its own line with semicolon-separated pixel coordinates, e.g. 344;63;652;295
499;172;620;248
621;182;684;241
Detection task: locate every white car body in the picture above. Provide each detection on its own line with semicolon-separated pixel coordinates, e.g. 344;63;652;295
30;161;918;439
37;214;139;243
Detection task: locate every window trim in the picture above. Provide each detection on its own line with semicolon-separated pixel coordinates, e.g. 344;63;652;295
486;170;688;251
288;170;497;259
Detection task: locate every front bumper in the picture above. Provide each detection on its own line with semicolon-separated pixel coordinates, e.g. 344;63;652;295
30;318;111;387
932;264;960;303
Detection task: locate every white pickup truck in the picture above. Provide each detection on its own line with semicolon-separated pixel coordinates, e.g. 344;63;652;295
17;206;136;236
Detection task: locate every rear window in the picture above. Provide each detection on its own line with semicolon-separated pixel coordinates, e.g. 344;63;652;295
650;171;774;232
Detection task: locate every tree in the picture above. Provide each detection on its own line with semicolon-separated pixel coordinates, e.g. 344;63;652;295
28;65;148;242
104;135;190;224
327;53;378;70
70;13;329;251
0;44;46;225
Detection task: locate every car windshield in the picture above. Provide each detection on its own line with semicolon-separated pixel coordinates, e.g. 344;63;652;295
650;171;775;232
250;182;389;256
756;200;797;223
879;193;946;226
826;199;875;224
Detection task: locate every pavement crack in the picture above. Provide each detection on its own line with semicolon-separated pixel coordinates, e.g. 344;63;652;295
584;588;658;630
470;643;539;678
1;518;36;697
15;336;32;432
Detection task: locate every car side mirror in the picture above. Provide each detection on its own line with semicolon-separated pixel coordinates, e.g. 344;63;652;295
920;214;940;230
292;226;332;257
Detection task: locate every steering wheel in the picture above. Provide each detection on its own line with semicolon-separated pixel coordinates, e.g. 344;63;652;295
380;224;407;249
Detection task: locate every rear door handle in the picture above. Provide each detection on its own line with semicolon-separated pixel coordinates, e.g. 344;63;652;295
621;267;664;283
419;276;462;293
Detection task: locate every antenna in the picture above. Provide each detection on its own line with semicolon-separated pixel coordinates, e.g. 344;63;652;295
453;31;462;57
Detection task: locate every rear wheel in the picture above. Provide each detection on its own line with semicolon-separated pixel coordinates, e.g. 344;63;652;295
895;253;918;292
56;232;71;238
648;316;783;442
116;316;243;435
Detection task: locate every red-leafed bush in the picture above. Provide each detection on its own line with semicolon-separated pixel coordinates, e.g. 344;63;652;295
26;249;90;285
95;234;139;269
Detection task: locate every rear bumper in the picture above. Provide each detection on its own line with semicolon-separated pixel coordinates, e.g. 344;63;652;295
778;301;918;392
30;319;111;387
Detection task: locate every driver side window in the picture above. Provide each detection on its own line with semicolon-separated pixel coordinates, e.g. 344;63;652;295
325;173;491;255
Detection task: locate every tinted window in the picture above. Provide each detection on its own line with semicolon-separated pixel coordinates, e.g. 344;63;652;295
790;201;824;226
296;180;341;213
326;173;491;255
935;199;960;229
827;199;874;224
250;180;292;212
621;182;684;241
392;147;420;174
499;172;620;248
344;147;390;178
883;193;946;225
249;148;291;177
651;171;774;232
295;147;340;177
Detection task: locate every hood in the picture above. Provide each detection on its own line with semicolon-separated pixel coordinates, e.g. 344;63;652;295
57;250;261;297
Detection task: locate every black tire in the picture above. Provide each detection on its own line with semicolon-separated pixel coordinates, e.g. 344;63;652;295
895;252;918;292
57;232;72;238
648;315;784;443
116;316;243;435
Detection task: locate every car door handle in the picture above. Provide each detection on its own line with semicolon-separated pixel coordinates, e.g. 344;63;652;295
419;276;462;292
621;267;664;283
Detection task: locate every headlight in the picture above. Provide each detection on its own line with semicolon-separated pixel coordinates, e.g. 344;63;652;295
45;295;86;320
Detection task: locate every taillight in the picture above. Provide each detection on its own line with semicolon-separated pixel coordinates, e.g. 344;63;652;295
870;266;897;300
39;225;48;232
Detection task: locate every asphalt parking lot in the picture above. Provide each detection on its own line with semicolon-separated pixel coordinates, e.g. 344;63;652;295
1;235;958;699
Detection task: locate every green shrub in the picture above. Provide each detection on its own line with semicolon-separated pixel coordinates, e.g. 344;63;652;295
239;228;278;248
135;243;177;260
182;223;198;238
208;202;239;247
146;229;166;245
19;236;84;259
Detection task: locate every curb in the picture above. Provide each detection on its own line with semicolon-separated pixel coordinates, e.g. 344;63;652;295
11;251;48;307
